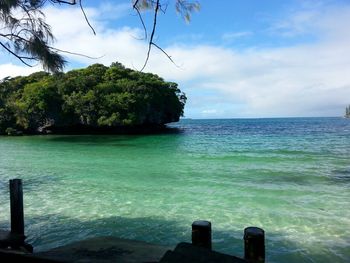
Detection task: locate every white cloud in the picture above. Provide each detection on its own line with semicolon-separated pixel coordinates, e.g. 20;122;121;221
267;2;350;42
201;109;218;114
222;31;253;41
268;10;319;37
1;2;350;118
0;64;41;79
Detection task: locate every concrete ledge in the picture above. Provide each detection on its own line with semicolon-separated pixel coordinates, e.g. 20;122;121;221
34;236;172;263
159;242;247;263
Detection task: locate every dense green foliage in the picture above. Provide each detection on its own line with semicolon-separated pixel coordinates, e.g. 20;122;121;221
0;62;186;135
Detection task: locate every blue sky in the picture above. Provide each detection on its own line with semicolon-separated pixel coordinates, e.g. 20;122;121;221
1;0;350;118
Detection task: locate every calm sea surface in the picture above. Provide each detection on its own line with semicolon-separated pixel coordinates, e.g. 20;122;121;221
0;117;349;262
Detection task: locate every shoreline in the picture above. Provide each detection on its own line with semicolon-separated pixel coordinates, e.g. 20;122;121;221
2;124;183;136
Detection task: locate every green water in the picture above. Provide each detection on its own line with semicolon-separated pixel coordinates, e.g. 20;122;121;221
0;118;349;262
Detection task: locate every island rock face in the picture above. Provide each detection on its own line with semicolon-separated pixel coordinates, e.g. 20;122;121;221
0;62;186;135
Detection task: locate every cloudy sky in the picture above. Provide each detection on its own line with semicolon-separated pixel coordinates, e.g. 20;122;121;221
1;0;350;118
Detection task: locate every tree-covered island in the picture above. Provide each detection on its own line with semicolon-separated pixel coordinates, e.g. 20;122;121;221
0;62;186;135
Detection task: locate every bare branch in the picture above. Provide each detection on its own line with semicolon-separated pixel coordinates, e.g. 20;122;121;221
140;0;160;71
78;0;95;35
152;42;179;68
51;0;76;5
133;4;147;40
136;0;199;71
1;33;102;61
132;0;140;8
48;46;104;59
0;41;34;67
49;1;96;35
159;2;168;14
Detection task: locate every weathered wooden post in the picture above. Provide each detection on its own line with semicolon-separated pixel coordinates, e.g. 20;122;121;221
192;220;212;250
244;227;265;263
0;179;32;252
10;179;24;237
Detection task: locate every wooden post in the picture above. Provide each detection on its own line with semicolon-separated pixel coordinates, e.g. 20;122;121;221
10;179;24;236
244;227;265;263
192;220;212;250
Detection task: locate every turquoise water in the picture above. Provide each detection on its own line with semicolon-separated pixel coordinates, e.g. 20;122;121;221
0;117;349;262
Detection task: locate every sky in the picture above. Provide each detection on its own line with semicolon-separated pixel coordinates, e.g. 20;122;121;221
1;0;350;118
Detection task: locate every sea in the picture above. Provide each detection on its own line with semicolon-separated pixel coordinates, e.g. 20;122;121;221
0;117;349;262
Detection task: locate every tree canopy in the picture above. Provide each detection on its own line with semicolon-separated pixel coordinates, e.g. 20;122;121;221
0;0;200;72
0;62;186;135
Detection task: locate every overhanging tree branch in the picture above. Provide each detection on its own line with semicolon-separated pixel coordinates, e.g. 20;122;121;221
0;0;200;72
152;42;178;67
49;46;103;59
51;0;76;5
133;0;199;71
1;32;100;60
0;41;34;67
133;0;147;40
140;0;160;71
78;0;95;35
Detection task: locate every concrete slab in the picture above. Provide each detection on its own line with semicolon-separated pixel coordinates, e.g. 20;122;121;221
159;243;248;263
35;236;173;263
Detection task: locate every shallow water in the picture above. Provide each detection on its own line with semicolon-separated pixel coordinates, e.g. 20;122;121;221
0;117;349;262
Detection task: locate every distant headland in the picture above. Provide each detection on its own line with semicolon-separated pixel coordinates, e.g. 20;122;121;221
0;62;186;135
